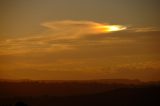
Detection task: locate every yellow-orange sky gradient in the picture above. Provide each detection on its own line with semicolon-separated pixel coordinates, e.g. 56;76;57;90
0;0;160;81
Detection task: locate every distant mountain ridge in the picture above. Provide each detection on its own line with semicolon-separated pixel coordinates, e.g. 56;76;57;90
0;78;142;84
0;82;160;106
0;79;159;98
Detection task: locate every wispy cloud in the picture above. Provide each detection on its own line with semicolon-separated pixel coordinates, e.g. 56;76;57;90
129;26;160;32
41;20;126;39
0;20;126;55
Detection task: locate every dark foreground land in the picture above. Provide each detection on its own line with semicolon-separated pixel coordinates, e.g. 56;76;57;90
0;79;160;106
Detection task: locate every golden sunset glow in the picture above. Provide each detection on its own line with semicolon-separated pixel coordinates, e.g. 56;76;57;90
107;25;127;32
0;0;160;82
95;24;127;33
0;1;160;105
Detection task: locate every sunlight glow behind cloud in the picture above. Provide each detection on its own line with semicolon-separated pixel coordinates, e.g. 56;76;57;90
0;20;160;81
42;20;127;39
0;20;127;55
95;25;127;32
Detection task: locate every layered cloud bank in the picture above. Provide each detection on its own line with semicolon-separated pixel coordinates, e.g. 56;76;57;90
0;20;126;55
0;20;160;81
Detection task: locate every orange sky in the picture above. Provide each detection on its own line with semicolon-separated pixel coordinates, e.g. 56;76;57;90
0;0;160;81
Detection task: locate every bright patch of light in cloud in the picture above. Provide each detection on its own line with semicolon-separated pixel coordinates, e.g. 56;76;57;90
0;20;127;55
95;25;127;32
42;20;127;39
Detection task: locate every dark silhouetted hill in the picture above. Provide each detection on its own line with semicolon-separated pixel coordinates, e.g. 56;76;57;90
0;79;143;97
0;79;160;106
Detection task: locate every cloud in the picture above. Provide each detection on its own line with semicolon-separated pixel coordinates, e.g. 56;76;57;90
41;20;101;40
1;57;160;81
0;20;126;55
41;20;126;39
129;26;160;32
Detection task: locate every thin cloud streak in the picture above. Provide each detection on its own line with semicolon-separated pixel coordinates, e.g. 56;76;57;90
128;26;160;32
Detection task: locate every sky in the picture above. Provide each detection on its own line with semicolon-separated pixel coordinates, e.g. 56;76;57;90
0;0;160;81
